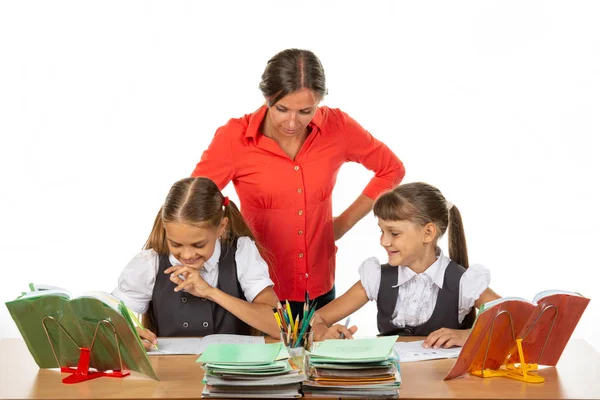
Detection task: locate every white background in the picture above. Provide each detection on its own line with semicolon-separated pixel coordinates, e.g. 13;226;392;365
1;1;599;350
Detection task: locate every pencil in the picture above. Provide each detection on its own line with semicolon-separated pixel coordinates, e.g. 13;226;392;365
292;314;299;344
272;307;283;331
285;300;294;327
127;308;158;350
277;302;289;327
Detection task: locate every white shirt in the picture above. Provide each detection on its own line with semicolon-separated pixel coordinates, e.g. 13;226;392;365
112;237;274;314
359;249;490;328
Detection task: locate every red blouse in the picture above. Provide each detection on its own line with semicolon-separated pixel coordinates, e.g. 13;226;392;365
192;106;405;301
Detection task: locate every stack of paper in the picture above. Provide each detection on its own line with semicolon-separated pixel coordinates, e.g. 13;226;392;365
302;336;401;399
197;342;305;398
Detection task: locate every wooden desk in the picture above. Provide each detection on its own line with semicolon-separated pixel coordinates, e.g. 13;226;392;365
1;337;598;399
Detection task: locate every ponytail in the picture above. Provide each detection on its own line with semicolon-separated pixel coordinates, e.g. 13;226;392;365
447;205;469;268
143;207;169;255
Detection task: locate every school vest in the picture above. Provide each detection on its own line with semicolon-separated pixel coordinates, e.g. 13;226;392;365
149;238;251;337
376;261;475;336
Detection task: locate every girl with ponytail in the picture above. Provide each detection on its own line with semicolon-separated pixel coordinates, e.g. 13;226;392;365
312;182;501;349
113;177;280;349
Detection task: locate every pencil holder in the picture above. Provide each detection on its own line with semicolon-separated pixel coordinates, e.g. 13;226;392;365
299;330;314;351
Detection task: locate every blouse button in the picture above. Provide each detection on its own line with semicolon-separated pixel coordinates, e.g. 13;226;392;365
297;188;302;193
305;273;309;278
203;322;209;328
201;298;207;301
181;297;188;303
294;165;300;171
298;230;303;235
299;253;304;258
182;322;189;328
298;210;303;216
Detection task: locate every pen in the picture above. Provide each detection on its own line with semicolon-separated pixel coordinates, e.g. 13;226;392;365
339;317;351;339
127;308;159;350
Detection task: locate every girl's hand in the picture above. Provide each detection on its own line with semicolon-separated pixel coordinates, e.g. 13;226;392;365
136;327;158;351
313;322;358;341
423;328;471;349
165;265;213;299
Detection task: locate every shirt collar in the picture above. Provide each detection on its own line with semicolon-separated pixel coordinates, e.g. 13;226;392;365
244;105;324;140
168;240;221;272
396;247;448;289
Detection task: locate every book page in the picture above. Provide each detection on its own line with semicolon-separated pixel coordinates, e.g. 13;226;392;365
533;289;582;304
17;288;72;300
76;291;122;311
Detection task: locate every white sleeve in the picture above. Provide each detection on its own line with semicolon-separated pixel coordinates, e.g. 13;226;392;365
458;263;491;323
112;250;159;314
235;237;275;303
358;257;383;302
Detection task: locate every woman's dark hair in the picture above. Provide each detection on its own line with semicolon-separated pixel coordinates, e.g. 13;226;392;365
373;182;469;268
259;48;327;106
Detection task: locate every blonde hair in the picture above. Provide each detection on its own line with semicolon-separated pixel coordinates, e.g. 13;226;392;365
373;182;469;268
143;177;258;254
142;177;267;331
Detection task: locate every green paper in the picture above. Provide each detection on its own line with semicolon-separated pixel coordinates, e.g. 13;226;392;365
197;342;283;365
309;336;398;361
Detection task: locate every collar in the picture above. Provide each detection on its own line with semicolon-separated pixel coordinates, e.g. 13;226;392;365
168;240;221;272
395;247;448;289
244;105;324;140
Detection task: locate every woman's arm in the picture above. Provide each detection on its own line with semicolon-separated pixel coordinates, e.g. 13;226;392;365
334;194;374;241
335;111;405;240
191;123;237;189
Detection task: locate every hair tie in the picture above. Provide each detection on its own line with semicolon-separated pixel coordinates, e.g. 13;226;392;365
445;199;454;210
223;196;230;207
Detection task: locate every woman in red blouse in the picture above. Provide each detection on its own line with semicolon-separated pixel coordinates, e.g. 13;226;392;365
192;49;405;317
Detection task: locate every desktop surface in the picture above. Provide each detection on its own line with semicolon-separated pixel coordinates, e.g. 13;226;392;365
0;337;598;399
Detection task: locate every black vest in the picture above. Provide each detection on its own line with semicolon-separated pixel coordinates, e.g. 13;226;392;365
149;238;251;337
377;261;475;336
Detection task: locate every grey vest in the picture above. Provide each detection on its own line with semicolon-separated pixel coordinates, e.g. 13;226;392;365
376;261;475;336
148;238;251;337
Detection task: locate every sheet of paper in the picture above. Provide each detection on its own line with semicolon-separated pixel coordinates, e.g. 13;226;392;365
393;340;461;362
197;334;265;354
148;338;203;355
148;334;266;355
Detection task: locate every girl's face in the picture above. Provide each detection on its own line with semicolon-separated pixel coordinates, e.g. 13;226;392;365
164;219;227;270
265;88;319;139
378;218;432;267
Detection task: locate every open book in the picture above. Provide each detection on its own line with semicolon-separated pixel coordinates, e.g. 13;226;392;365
445;289;589;380
5;283;158;380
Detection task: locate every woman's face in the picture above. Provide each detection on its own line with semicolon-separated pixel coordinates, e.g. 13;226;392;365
265;88;319;139
164;219;227;269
